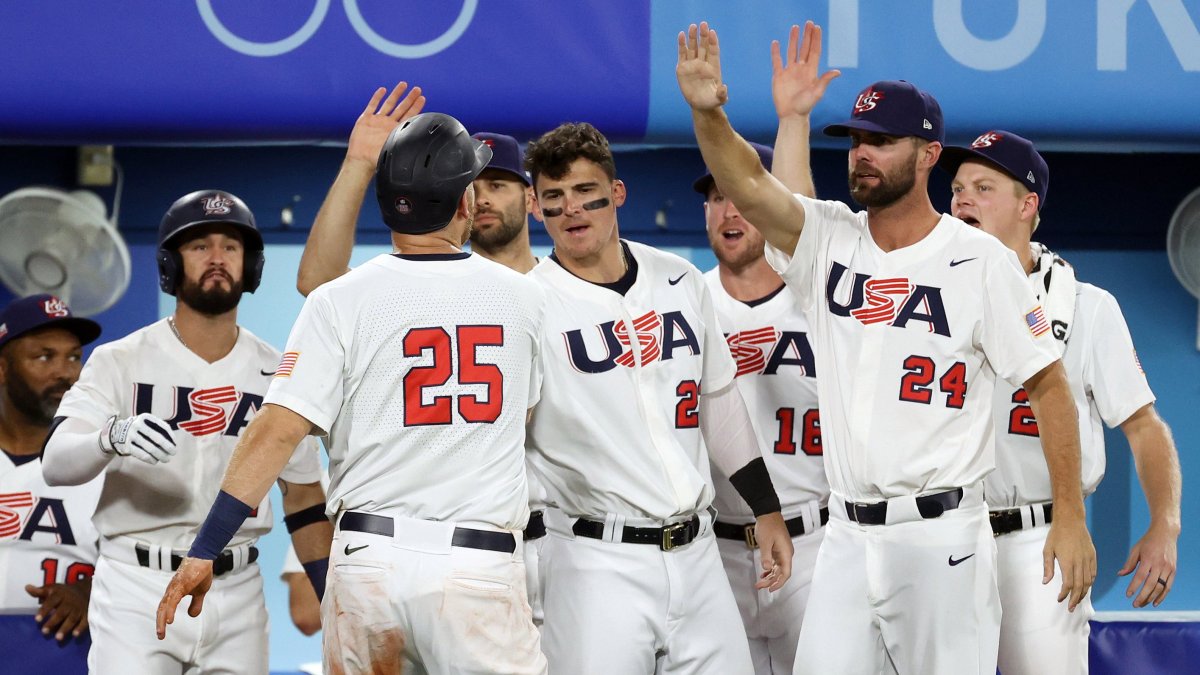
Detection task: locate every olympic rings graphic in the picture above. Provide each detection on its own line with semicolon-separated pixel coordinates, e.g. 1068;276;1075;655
196;0;477;58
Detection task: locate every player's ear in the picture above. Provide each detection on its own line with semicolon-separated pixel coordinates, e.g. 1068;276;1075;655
530;193;545;223
459;184;475;220
611;179;627;208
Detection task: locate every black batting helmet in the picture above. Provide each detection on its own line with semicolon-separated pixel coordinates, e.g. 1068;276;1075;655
376;112;492;235
156;190;265;295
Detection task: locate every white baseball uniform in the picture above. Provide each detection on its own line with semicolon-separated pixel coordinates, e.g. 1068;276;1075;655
704;270;829;674
265;252;547;675
988;253;1155;675
0;452;101;613
0;450;101;674
764;195;1060;675
49;319;322;675
526;240;754;674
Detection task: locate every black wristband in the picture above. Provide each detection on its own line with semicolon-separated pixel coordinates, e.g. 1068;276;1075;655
729;457;782;517
284;503;328;534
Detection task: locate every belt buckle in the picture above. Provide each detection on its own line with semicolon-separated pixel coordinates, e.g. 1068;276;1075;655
850;502;865;523
661;522;686;551
743;524;757;549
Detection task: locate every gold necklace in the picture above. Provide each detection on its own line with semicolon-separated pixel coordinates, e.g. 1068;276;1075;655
168;316;238;351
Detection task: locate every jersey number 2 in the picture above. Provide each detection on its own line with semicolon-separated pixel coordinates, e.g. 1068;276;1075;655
403;326;504;426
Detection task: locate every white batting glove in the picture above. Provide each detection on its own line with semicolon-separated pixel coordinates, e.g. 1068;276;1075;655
100;414;178;465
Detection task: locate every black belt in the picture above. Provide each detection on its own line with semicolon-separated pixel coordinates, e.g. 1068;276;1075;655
845;488;964;525
524;510;546;541
714;507;830;548
990;503;1053;536
134;544;258;576
572;514;701;551
338;511;516;554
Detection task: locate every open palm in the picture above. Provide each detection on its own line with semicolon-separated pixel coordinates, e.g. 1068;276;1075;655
677;22;729;111
346;82;426;166
771;21;840;120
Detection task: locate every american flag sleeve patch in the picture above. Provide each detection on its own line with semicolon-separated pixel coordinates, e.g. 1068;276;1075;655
275;351;300;377
1025;307;1050;337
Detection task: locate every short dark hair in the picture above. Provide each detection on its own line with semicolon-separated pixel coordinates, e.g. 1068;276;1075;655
524;122;616;187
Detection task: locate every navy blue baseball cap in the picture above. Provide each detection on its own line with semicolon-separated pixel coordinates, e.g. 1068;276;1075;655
939;130;1049;210
0;294;101;352
824;80;944;144
692;142;774;196
472;132;529;185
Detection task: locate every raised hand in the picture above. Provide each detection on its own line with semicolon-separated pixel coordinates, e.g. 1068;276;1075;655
771;21;841;121
345;82;426;168
677;22;729;111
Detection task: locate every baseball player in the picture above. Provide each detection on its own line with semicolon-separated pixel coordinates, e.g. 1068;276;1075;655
156;113;549;674
697;141;830;674
521;121;793;674
941;130;1183;674
679;21;1095;674
295;85;552;627
42;190;328;674
0;295;102;672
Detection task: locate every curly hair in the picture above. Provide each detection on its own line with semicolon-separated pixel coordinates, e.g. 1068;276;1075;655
524;122;617;187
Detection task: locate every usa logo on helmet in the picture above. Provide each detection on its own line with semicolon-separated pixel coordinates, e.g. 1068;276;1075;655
395;196;413;215
201;195;233;215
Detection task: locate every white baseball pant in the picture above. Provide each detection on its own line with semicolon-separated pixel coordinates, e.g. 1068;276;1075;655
89;550;267;674
539;509;754;674
323;512;545;675
996;524;1093;675
717;521;824;674
793;489;1000;675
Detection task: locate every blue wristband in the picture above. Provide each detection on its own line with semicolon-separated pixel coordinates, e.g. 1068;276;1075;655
301;557;329;602
188;490;254;560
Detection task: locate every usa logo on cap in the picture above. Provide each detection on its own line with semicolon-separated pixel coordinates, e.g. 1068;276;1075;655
42;296;69;318
971;131;1003;149
854;90;884;114
395;196;413;215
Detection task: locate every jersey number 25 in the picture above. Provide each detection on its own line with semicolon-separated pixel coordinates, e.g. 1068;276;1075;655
403;326;504;426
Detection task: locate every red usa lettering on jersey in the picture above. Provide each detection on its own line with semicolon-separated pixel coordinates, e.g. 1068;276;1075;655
0;492;80;545
726;327;817;378
826;262;951;336
563;310;700;374
133;383;264;438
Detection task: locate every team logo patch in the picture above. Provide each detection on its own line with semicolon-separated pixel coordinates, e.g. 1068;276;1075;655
971;131;1003;149
394;197;413;215
201;195;233;216
854;89;883;114
42;296;69;318
275;351;300;378
1025;306;1050;336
